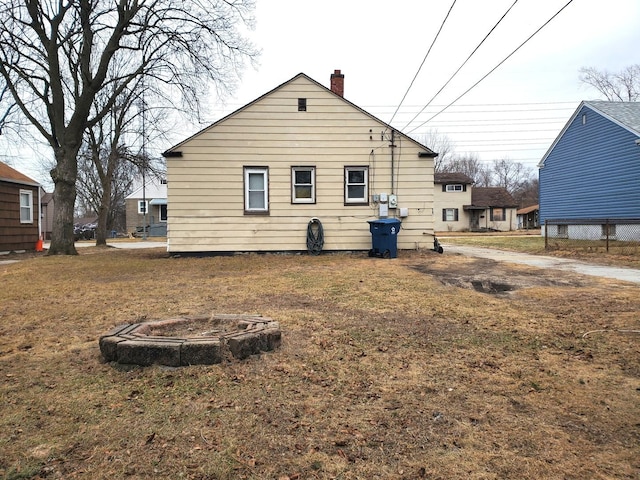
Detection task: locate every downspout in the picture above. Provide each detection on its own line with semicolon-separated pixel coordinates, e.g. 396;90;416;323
38;186;42;241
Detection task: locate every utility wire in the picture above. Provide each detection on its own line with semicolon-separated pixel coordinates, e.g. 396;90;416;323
402;0;520;131
387;0;457;126
407;0;575;134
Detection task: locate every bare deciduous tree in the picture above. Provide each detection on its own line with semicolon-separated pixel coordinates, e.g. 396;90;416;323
0;0;258;254
579;65;640;102
491;158;532;193
511;176;539;208
439;153;491;186
0;81;16;136
417;129;455;172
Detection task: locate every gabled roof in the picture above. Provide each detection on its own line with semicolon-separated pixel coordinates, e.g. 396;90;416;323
469;187;518;208
41;192;54;204
434;172;474;184
0;160;40;187
517;204;539;215
163;72;437;157
587;101;640;134
126;176;167;200
539;101;640;167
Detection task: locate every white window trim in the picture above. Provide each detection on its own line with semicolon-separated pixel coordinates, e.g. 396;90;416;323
291;166;316;204
160;204;168;222
138;200;148;215
444;208;458;222
244;167;269;213
344;166;369;205
446;184;463;192
20;189;33;223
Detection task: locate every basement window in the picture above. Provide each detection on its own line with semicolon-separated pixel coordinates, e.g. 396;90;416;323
298;98;307;112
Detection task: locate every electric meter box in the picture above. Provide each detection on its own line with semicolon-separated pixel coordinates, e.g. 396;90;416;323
367;218;401;259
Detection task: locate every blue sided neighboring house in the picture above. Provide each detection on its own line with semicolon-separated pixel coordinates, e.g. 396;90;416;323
538;101;640;240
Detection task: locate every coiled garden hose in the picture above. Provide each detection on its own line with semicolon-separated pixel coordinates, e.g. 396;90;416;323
306;218;324;255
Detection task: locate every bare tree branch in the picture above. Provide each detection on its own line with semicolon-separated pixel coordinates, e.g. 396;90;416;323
0;0;258;254
579;65;640;101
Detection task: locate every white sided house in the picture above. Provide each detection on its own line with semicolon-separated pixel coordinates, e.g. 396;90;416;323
163;71;437;254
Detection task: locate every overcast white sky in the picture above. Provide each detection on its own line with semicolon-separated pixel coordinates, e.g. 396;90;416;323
6;0;640;187
207;0;640;167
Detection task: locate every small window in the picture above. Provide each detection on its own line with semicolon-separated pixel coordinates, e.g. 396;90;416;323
442;208;459;222
138;200;148;214
601;224;616;237
160;204;168;222
490;207;506;222
244;167;269;214
582;113;587;125
445;184;463;192
292;166;315;203
344;166;369;205
298;98;307;112
20;190;33;223
558;224;568;238
160;179;167;185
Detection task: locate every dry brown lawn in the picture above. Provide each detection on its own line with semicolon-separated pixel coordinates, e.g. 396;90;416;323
0;247;638;479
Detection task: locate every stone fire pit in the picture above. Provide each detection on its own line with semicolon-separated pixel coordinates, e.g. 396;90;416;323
99;314;281;367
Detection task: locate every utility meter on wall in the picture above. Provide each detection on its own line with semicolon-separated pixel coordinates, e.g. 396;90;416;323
389;194;398;208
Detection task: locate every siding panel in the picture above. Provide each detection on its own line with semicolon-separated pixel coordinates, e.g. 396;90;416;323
166;75;434;253
540;104;640;223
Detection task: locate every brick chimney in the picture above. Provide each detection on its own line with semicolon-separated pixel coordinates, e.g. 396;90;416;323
330;69;344;97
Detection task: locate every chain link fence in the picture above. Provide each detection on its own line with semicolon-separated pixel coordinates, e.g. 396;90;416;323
544;218;640;254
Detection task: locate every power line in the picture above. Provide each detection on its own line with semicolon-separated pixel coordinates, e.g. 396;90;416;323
387;0;457;126
407;0;575;134
402;0;520;131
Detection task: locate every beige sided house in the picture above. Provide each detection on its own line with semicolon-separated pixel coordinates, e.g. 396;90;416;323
163;71;437;254
467;187;518;232
434;173;474;232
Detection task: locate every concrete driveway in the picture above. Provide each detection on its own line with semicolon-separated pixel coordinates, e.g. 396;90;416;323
443;244;640;285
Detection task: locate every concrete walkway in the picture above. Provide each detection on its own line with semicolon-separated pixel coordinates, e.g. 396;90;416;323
46;240;167;249
0;241;167;266
443;244;640;285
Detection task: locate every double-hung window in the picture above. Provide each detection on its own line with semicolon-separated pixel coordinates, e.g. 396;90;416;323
244;167;269;213
19;190;33;223
344;166;368;205
291;166;315;203
138;201;148;215
442;208;459;221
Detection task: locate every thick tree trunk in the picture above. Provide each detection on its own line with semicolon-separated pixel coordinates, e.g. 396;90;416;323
94;180;112;246
48;149;79;255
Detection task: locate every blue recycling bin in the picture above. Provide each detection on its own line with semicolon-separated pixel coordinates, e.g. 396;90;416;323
367;218;401;258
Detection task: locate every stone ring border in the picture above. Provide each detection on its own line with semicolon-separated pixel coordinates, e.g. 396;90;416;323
99;314;281;367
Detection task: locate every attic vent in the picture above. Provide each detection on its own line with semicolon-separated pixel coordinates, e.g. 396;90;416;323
582;113;587;125
298;98;307;112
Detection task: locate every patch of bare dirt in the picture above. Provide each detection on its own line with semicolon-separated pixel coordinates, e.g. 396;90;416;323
410;257;587;294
